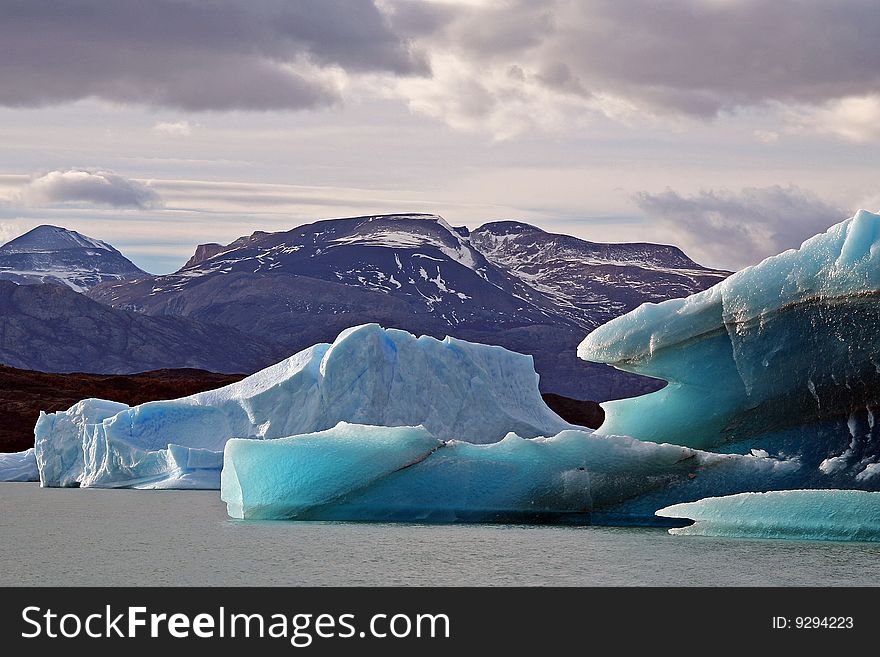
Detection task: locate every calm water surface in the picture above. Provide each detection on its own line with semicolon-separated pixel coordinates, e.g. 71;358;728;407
1;483;877;586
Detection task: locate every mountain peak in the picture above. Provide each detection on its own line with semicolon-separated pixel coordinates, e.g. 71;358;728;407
0;225;145;292
0;225;114;254
184;243;226;268
475;221;546;236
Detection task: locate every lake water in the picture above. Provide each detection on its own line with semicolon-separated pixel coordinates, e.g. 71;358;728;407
1;482;877;586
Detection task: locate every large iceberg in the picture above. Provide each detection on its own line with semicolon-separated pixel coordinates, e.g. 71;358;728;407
579;209;880;490
221;421;799;522
0;448;39;482
33;324;573;488
656;490;880;542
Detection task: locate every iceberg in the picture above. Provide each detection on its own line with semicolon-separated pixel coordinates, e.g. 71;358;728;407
578;210;880;489
221;422;801;523
34;324;572;488
656;490;880;542
0;448;39;482
222;423;443;519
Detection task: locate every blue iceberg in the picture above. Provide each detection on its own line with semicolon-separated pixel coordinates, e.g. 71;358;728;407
0;448;39;482
32;324;573;488
578;209;880;489
221;422;801;522
222;423;443;519
656;490;880;542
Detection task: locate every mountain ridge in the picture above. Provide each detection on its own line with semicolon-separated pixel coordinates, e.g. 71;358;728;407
87;213;727;399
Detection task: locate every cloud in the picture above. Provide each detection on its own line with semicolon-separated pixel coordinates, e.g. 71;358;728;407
380;0;880;136
152;121;194;137
0;0;427;111
634;186;846;269
0;221;25;245
753;130;779;144
19;170;163;209
787;95;880;143
3;0;880;138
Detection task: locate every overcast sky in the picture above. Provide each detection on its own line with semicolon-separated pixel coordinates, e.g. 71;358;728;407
1;0;879;273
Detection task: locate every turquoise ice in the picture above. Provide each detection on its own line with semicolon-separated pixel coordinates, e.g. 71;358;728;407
578;209;880;488
221;422;802;522
656;490;880;542
222;423;443;519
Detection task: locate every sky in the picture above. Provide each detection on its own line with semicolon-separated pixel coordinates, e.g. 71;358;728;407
1;0;879;273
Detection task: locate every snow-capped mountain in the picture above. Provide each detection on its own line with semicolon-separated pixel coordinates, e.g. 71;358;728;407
92;214;570;329
470;221;729;329
0;225;146;292
89;214;728;400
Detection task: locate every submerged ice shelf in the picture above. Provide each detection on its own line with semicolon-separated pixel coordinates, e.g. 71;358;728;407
31;324;572;489
657;490;880;542
579;209;880;490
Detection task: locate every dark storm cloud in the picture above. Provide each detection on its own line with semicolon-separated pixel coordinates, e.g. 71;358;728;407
0;0;427;111
385;0;880;118
634;186;845;269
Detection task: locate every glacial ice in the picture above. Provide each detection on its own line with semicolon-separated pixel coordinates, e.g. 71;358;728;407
222;423;443;519
33;324;572;488
0;448;39;482
221;422;803;522
578;209;880;489
656;490;880;542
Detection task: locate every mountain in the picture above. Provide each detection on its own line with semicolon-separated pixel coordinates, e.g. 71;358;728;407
91;214;567;330
470;221;730;329
0;280;286;374
0;225;147;292
89;214;728;400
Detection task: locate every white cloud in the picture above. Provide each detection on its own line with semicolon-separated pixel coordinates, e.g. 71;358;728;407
0;220;25;245
634;185;846;269
787;95;880;143
152;121;194;137
753;130;779;143
18;169;163;209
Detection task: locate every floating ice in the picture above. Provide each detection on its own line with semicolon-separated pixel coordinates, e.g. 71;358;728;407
34;324;572;488
656;490;880;542
0;448;39;482
222;423;443;519
578;210;880;488
221;422;803;522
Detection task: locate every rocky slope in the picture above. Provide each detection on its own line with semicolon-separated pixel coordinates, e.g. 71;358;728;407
0;280;286;374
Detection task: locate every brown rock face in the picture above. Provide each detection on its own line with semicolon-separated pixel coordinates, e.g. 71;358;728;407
183;243;226;268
